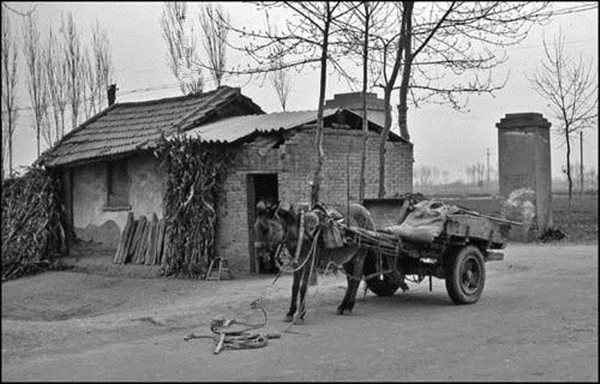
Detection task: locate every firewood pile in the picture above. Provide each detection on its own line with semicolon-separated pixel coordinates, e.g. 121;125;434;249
1;167;66;281
112;213;168;266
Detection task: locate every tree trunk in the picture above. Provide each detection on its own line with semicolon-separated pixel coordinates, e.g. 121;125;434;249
566;128;573;216
378;91;393;198
359;6;369;203
580;131;584;197
397;6;412;142
377;2;411;198
36;119;40;157
8;113;13;176
310;5;331;207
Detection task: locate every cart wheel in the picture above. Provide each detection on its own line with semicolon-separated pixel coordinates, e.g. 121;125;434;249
445;245;485;305
363;252;400;297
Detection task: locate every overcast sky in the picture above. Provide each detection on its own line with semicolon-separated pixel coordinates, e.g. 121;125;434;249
4;1;599;182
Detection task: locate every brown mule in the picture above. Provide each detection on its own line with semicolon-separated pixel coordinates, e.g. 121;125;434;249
253;200;376;323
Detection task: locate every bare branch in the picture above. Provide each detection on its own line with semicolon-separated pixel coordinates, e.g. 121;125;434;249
62;12;85;130
23;13;49;157
1;11;19;177
198;3;230;88
528;29;598;205
161;1;203;95
2;3;37;17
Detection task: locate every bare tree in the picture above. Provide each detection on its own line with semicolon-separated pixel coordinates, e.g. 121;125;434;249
442;169;449;185
161;1;203;95
269;50;292;111
372;2;551;197
416;165;433;188
45;26;69;143
529;31;598;213
374;1;414;197
82;21;116;119
215;1;357;204
584;166;597;192
23;13;49;157
340;1;387;202
198;3;230;88
91;21;114;111
82;46;98;119
1;11;19;178
62;12;86;130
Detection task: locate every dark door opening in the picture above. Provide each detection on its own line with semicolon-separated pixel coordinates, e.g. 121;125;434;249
247;173;279;274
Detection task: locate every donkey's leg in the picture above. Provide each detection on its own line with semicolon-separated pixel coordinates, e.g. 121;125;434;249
343;250;366;313
337;255;359;315
285;270;301;322
295;263;311;324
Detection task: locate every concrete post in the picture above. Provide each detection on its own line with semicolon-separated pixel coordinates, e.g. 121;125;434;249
496;113;553;240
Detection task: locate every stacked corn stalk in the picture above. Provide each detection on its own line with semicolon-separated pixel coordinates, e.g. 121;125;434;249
154;136;234;278
1;167;66;281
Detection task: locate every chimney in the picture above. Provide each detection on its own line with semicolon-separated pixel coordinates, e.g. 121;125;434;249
107;84;117;107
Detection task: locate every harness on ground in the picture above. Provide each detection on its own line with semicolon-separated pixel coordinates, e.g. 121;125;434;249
183;299;280;354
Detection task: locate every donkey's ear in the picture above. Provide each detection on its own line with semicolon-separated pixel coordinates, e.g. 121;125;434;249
256;201;267;216
275;202;295;225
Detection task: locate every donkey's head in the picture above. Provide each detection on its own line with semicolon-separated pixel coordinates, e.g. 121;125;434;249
253;200;298;253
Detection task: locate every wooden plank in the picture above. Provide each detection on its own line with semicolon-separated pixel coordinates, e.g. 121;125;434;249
123;219;138;264
395;199;411;225
145;214;159;265
136;218;151;264
446;214;506;244
130;216;145;263
113;212;134;264
131;216;147;264
155;219;165;265
113;212;133;264
160;223;169;266
121;213;136;263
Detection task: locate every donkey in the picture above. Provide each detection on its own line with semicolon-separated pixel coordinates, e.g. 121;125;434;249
253;200;376;323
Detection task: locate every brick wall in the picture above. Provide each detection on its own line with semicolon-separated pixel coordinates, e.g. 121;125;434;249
217;127;413;273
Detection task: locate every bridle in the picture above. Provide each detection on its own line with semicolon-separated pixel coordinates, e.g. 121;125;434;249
268;207;321;279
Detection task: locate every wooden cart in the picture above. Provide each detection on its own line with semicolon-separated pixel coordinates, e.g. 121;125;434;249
340;211;516;305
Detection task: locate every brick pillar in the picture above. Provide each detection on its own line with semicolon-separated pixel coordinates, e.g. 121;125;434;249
496;113;553;239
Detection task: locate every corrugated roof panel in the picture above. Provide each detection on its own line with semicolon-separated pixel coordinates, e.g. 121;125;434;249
181;109;339;143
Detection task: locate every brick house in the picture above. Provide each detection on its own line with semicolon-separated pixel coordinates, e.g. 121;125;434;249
38;86;413;274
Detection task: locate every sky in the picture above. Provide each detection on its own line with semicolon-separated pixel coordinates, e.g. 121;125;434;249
3;1;599;183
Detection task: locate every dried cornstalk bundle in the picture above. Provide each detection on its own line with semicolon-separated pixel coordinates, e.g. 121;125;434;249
1;167;67;281
154;136;234;278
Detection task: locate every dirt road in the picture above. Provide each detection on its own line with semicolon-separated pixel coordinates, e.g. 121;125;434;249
2;242;597;381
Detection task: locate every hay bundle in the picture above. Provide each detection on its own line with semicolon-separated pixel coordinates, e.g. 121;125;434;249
1;167;66;281
154;136;234;278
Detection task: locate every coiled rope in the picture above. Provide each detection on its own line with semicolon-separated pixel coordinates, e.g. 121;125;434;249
183;299;281;354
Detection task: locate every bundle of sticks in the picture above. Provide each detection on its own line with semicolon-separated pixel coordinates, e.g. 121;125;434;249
1;168;66;281
338;224;404;258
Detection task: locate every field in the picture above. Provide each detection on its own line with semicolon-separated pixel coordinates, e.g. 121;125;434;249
433;193;598;242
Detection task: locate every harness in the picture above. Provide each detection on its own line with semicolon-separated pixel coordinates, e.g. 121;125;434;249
271;209;321;284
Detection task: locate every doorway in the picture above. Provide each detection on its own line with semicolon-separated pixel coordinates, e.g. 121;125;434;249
246;173;279;273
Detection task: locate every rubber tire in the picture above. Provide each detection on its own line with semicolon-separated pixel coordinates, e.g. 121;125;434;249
445;245;486;305
363;252;400;297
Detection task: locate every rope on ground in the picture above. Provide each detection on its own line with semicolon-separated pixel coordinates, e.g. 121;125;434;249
183;299;281;354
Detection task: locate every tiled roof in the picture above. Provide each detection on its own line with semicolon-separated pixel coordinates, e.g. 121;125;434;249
180;109;340;143
39;86;264;167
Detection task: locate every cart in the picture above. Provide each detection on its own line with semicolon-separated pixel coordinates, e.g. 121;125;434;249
338;202;517;305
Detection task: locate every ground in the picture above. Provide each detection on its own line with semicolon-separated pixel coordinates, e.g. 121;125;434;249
2;240;597;381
